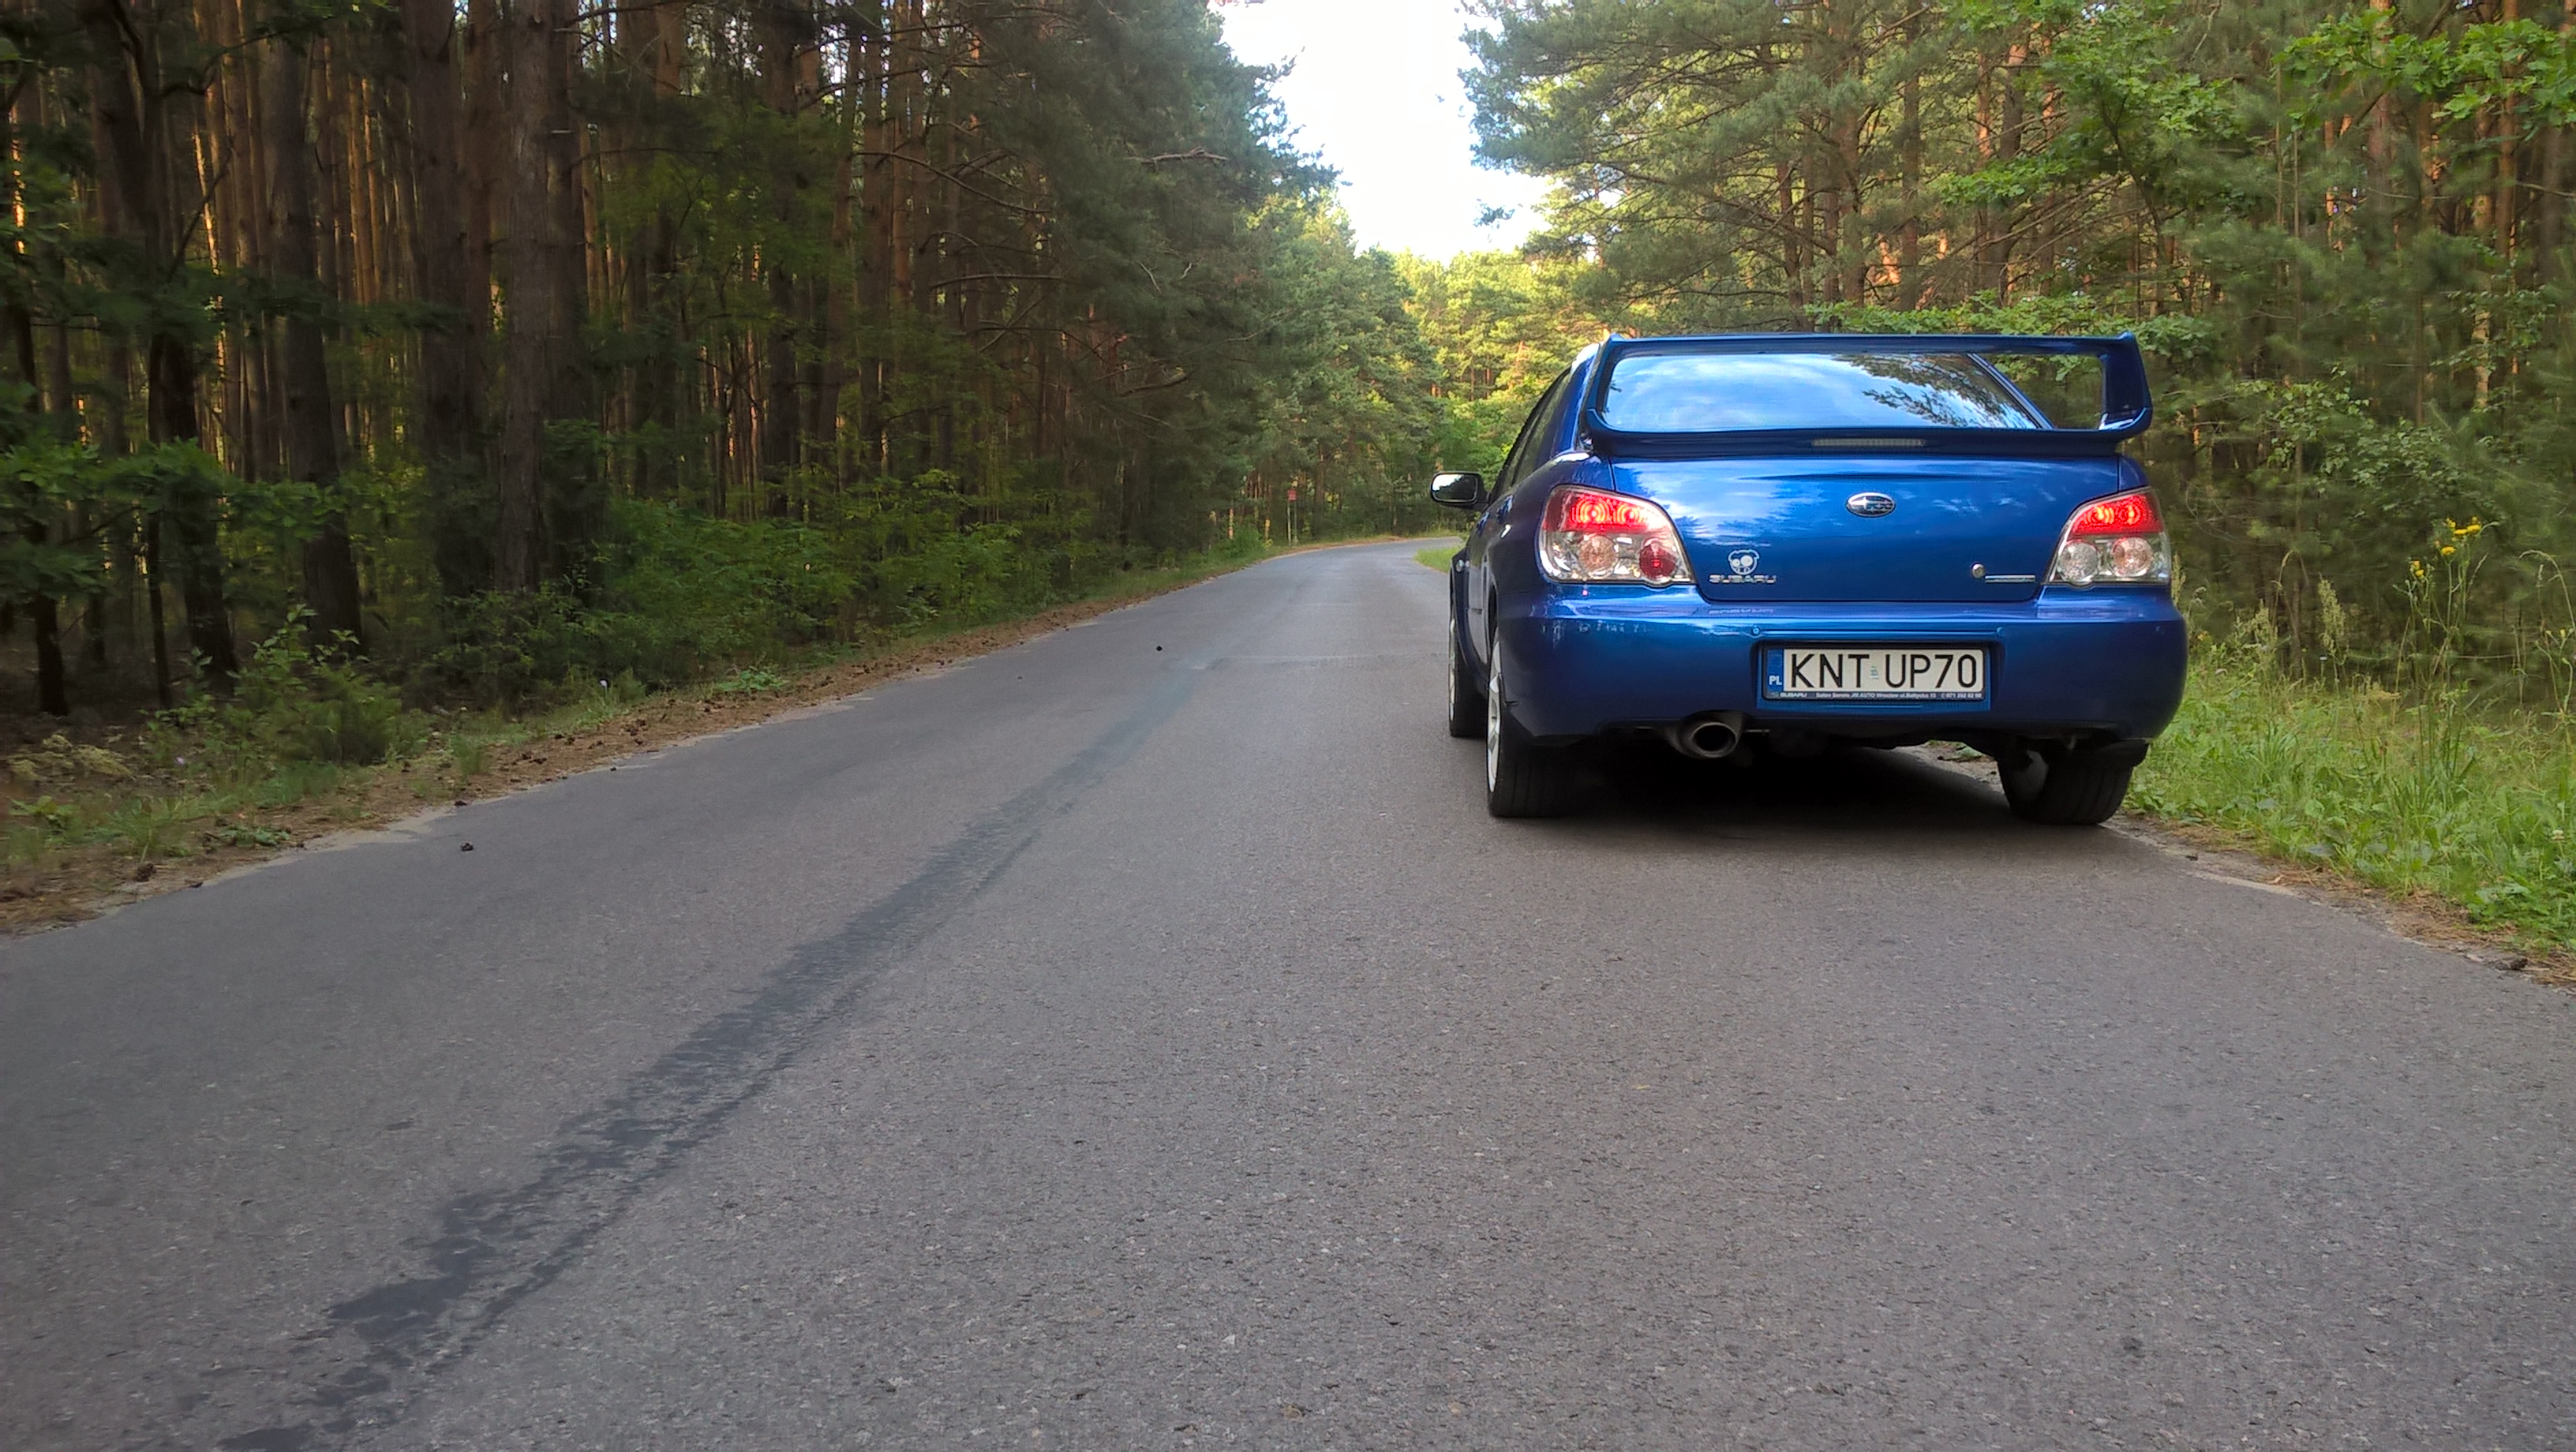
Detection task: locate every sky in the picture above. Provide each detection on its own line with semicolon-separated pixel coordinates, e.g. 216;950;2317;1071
1218;0;1551;259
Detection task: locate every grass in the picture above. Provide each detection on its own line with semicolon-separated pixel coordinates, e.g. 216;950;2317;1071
1415;544;1460;571
2132;656;2576;950
101;798;193;862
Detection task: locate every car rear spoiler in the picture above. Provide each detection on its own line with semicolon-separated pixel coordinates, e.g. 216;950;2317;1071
1577;333;2154;460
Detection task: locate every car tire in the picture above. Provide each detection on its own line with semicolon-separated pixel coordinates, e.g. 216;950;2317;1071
2000;743;2139;826
1447;589;1485;739
1486;651;1574;818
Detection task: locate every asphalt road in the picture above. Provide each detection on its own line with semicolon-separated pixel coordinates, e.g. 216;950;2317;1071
5;539;2574;1451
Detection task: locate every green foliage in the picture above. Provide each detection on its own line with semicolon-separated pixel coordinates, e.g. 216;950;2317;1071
600;500;855;653
2134;655;2576;949
446;735;489;780
209;821;290;849
11;795;76;833
163;612;419;769
0;0;1451;727
1234;208;1449;540
411;589;611;710
708;666;789;697
2288;13;2576;129
856;515;1041;630
102;797;191;862
1398;250;1616;479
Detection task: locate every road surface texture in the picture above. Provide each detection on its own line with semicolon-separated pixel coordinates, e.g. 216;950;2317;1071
5;540;2573;1451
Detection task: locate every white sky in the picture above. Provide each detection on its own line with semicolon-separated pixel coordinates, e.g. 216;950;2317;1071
1219;0;1549;259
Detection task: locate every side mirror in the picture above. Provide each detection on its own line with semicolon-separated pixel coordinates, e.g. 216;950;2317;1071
1429;472;1485;509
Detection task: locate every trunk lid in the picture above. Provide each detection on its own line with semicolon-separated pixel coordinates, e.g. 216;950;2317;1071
1611;454;2124;604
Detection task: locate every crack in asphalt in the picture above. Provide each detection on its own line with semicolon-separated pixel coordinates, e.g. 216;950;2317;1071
207;617;1254;1450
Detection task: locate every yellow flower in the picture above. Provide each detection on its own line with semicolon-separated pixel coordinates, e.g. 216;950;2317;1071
2409;559;2428;578
2441;544;2457;556
2451;517;2484;538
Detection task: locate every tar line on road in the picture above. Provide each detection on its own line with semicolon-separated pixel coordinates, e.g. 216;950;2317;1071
220;596;1275;1450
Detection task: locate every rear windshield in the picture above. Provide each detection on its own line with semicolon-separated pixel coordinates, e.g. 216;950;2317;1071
1599;351;2050;432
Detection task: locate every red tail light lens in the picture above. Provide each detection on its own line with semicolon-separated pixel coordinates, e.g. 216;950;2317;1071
2066;492;2162;537
1540;485;1691;587
2051;488;2170;587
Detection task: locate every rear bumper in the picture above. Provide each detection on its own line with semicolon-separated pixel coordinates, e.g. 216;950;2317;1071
1496;587;2187;743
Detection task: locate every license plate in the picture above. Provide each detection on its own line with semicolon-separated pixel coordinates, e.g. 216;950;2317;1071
1764;646;1987;701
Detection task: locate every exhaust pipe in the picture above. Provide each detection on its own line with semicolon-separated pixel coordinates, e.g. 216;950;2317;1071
1669;711;1745;760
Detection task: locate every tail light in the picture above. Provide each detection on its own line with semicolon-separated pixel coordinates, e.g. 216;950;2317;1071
2050;488;2170;587
1539;485;1690;587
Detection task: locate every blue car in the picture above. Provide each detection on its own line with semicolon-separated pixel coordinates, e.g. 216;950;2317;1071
1432;333;2188;825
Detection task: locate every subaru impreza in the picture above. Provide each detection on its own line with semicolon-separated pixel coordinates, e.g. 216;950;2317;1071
1431;334;2187;824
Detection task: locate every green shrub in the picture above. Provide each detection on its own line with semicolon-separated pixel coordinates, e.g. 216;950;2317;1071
709;666;789;696
103;797;193;861
209;821;291;849
12;795;76;833
864;522;1034;628
446;736;491;779
601;499;855;651
160;614;421;773
413;502;860;707
410;588;623;709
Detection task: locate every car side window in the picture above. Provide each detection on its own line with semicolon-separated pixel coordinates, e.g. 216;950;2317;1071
1530;369;1580;468
1497;370;1572;494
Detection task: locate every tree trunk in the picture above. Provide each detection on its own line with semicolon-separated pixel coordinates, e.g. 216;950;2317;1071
756;0;813;515
262;38;364;646
1897;23;1922;309
404;0;491;595
143;512;170;708
4;321;66;716
496;0;567;590
1995;44;2025;298
83;0;239;683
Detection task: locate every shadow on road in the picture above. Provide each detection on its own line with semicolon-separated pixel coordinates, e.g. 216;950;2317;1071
1544;740;2064;841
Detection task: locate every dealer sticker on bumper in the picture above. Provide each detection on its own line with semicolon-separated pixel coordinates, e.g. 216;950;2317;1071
1764;646;1988;701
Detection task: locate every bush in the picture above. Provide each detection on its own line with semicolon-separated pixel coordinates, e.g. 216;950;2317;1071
601;499;855;655
164;614;421;770
863;521;1035;628
413;501;859;707
411;587;631;709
